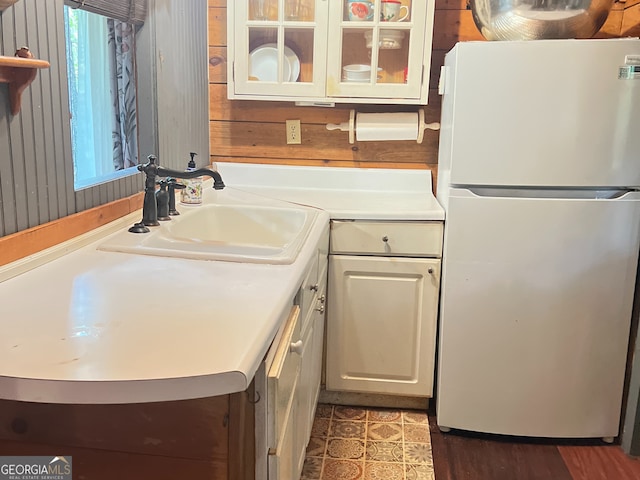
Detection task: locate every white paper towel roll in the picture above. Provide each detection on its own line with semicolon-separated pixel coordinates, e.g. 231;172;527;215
326;109;440;144
355;112;420;142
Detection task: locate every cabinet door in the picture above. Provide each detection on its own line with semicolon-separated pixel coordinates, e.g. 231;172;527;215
326;0;435;103
326;255;439;396
267;306;301;480
294;262;327;473
294;310;316;474
229;0;329;99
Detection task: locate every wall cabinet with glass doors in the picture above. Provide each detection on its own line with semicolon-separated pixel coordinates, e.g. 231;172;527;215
227;0;436;104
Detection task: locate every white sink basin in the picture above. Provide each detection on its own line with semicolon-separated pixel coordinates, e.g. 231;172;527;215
99;203;318;264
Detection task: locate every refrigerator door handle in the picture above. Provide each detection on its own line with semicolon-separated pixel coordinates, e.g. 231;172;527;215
438;66;448;95
450;187;640;201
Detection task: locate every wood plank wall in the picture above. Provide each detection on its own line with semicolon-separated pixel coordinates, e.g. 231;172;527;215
208;0;636;178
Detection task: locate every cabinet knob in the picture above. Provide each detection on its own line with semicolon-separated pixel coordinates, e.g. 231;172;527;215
309;284;319;292
382;236;389;242
319;294;326;304
290;340;304;355
315;304;325;314
428;267;434;274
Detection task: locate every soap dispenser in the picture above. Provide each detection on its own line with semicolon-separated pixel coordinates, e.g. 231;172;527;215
180;152;202;204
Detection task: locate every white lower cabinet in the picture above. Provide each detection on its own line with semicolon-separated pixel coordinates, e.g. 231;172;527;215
258;225;329;480
326;220;443;397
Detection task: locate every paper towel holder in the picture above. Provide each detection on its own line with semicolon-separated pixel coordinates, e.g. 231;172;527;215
417;110;440;144
326;109;440;144
326;109;356;144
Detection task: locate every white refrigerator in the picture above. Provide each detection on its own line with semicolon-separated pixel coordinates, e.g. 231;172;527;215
435;38;640;439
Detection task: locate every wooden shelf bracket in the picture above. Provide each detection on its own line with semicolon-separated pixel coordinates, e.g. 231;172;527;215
0;47;50;115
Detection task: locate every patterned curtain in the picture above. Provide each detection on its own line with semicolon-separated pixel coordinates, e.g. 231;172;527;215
108;20;138;171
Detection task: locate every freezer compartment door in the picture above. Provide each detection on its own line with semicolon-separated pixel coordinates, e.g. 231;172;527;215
440;39;640;188
436;188;640;438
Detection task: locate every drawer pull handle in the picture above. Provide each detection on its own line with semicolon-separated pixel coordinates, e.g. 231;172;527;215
290;340;304;355
382;236;389;242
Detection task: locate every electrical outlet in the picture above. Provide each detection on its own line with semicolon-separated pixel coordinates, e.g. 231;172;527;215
286;119;301;145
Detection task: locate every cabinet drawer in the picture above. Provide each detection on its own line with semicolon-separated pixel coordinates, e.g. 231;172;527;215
330;221;443;257
267;306;301;448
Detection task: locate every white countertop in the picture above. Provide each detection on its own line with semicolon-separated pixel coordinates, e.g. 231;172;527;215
0;163;443;404
217;162;445;221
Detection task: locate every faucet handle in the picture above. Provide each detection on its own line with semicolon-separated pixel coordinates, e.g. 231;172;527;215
166;178;186;216
156;179;171;221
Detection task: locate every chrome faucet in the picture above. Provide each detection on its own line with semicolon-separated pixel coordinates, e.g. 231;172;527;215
129;154;225;233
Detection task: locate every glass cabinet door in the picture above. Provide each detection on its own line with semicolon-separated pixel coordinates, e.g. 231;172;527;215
232;0;329;98
327;0;430;100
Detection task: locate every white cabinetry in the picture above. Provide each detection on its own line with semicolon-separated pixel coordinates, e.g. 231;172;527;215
227;0;436;104
326;220;442;396
256;224;329;480
294;225;328;474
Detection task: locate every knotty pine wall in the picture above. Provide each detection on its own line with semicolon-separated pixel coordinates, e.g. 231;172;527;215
208;0;639;183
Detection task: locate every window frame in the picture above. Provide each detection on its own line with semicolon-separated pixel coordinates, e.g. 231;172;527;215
63;4;143;192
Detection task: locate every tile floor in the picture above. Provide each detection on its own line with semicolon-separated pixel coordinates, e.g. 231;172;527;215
300;404;435;480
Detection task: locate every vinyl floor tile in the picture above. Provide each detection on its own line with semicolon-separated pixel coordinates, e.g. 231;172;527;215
403;411;429;425
364;461;405;479
366;440;404;462
307;436;327;457
301;404;436;480
311;417;331;438
404;424;431;443
334;406;368;421
315;404;334;419
367;422;403;441
326;438;366;460
404;442;434;464
368;409;403;423
322;458;364;480
330;419;367;440
301;456;323;480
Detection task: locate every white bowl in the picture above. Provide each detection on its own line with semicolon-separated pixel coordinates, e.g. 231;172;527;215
342;64;383;82
343;64;373;80
364;29;405;49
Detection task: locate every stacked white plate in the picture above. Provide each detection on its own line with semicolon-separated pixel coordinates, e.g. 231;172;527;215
249;43;300;82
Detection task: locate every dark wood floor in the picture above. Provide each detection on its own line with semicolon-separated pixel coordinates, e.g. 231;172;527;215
428;414;640;480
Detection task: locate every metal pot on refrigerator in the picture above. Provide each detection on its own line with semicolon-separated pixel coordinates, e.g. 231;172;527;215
469;0;615;40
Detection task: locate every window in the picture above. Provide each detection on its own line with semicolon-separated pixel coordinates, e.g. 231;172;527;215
63;6;139;190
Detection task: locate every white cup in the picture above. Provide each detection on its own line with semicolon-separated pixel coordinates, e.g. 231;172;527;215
380;0;409;21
